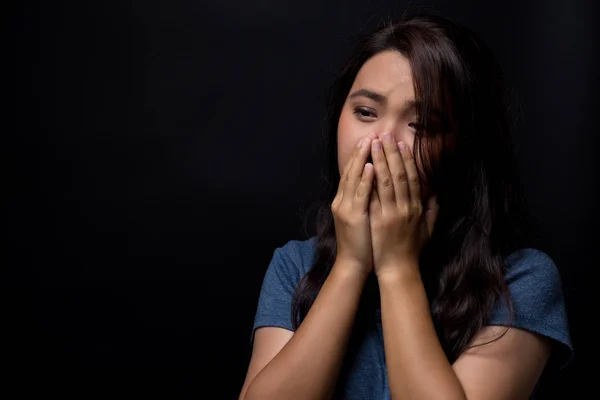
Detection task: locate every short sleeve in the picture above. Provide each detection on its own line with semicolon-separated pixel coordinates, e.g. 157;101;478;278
250;238;317;344
487;248;573;369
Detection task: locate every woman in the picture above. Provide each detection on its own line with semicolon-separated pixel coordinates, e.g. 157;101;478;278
239;11;572;400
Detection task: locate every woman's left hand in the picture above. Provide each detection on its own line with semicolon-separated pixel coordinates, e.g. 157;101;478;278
369;132;440;278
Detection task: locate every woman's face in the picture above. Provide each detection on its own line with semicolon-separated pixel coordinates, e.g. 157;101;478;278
337;50;436;199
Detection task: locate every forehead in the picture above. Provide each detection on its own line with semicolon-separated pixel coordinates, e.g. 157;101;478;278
351;50;414;98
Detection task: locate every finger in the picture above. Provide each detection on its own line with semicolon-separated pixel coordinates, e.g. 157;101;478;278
371;139;396;209
332;161;352;209
369;185;381;215
335;138;364;206
425;195;440;237
336;144;357;199
354;162;374;212
343;134;374;204
398;141;422;207
381;132;409;206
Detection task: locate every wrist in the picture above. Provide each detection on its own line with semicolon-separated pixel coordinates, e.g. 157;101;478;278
331;259;371;283
375;259;421;286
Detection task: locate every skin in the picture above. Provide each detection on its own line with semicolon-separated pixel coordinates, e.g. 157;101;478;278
337;51;417;172
337;50;434;202
337;50;440;272
239;50;552;400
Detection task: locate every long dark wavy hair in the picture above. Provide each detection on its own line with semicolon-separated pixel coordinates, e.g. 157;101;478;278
292;11;542;363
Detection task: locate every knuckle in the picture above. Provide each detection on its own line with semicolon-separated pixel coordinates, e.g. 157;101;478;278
332;206;344;220
380;176;394;188
331;200;339;211
393;171;407;183
402;202;421;217
355;185;369;199
399;204;410;217
354;187;364;198
414;202;423;215
338;201;352;215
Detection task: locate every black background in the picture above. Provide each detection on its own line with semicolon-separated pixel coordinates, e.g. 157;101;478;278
12;1;598;398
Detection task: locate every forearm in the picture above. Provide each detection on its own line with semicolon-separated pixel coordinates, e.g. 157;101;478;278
377;267;466;400
244;262;368;400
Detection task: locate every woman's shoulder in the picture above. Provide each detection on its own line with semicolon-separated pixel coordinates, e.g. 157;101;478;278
495;247;573;368
277;235;318;257
269;236;319;278
502;248;562;286
250;236;318;341
500;247;567;318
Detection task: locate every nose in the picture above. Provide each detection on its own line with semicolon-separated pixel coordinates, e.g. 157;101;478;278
373;130;400;146
373;125;410;145
376;131;393;141
373;120;399;141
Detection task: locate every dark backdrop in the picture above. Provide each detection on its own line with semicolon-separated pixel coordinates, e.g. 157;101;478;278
12;1;598;398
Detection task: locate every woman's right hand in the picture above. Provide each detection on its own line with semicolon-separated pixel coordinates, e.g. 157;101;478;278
331;133;376;277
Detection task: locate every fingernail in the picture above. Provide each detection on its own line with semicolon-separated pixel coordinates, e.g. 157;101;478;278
382;132;392;142
398;141;407;151
372;140;382;151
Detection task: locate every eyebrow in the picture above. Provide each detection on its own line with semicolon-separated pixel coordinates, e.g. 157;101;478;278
348;89;421;110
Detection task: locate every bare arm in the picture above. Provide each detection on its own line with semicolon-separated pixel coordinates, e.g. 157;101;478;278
378;267;551;400
378;267;468;400
241;133;377;400
367;134;553;399
240;263;368;400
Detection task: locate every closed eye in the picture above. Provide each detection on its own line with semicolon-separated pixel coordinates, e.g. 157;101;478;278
353;107;377;121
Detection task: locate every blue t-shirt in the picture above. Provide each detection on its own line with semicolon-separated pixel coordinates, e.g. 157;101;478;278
251;236;573;399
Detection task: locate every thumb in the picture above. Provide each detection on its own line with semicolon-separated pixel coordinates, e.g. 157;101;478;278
424;195;439;236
